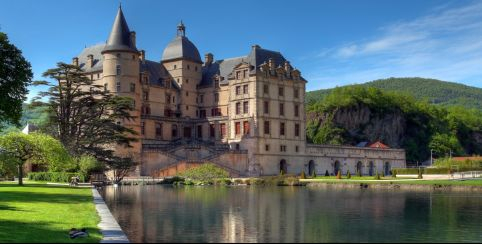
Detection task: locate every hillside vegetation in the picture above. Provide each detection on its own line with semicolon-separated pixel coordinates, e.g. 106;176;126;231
306;86;482;163
306;77;482;110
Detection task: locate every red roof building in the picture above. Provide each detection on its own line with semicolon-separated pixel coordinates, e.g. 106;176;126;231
368;141;390;149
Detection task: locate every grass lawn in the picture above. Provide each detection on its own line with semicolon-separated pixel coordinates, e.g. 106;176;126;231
0;182;101;243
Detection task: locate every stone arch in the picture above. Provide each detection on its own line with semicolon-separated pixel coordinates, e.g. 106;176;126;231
280;159;288;174
308;160;315;176
356;161;363;175
369;161;374;176
384;162;391;176
334;160;341;175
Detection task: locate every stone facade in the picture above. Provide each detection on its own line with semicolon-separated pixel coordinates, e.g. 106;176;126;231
72;7;406;177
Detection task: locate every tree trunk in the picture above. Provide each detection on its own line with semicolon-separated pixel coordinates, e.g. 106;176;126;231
18;164;23;186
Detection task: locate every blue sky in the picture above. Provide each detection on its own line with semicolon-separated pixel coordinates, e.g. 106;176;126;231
1;0;482;101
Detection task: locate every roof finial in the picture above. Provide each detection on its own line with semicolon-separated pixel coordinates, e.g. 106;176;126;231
177;20;186;37
119;1;122;9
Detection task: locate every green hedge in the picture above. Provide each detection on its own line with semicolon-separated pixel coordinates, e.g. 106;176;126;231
28;172;86;183
393;167;482;175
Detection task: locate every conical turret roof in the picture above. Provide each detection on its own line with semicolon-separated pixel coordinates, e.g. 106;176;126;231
102;7;137;54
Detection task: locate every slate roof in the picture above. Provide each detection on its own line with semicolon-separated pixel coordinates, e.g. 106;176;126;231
161;36;202;63
200;45;304;87
102;7;137;54
77;44;105;72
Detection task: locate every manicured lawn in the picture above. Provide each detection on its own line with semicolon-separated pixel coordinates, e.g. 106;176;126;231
301;177;482;186
0;182;101;243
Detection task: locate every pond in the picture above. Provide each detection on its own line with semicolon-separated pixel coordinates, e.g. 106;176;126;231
100;185;482;243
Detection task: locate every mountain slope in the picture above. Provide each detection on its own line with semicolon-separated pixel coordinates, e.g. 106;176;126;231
306;77;482;110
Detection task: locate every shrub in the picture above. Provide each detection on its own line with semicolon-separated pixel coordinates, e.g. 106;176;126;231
280;170;285;176
346;170;351;179
300;170;306;179
178;163;229;183
382;170;385;177
392;168;421;175
336;171;342;179
77;155;104;181
213;178;231;186
325;170;329;177
247;178;265;185
356;169;362;177
312;170;317;178
374;170;381;180
27;172;85;183
392;170;397;178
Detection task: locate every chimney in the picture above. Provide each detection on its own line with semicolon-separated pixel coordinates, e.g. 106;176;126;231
72;57;79;66
139;50;146;62
130;31;136;47
268;58;275;71
204;53;213;66
87;54;94;68
284;61;291;73
252;44;261;49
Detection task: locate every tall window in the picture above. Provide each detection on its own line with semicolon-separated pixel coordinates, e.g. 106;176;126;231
141;122;145;135
130;83;136;93
116;65;121;75
236;86;241;95
294;88;299;99
236;102;241;115
235;122;241;135
264;84;269;94
104;83;108;91
210;124;215;138
264;121;270;135
295;104;299;117
280;145;287;152
200;110;206;118
220;123;226;138
264;101;269;114
116;81;121;92
197;125;202;138
295;123;300;137
156;123;163;138
243;84;248;94
172;125;178;138
200;95;204;103
236;71;241;79
279;86;284;96
243;69;247;78
215;93;219;102
166;94;171;104
243;121;250;135
243;101;249;114
143;91;149;101
280;122;285;136
279;103;284;116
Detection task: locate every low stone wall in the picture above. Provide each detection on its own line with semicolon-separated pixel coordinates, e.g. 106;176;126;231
306;182;482;192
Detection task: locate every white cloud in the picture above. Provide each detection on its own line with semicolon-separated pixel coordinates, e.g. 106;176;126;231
306;1;482;90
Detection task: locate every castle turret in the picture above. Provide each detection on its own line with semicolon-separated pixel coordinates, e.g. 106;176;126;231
101;6;142;167
161;21;202;119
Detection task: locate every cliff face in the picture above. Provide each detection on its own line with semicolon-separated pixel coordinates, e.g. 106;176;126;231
307;103;406;147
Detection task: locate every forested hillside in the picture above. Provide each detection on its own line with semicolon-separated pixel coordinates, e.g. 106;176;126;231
306;86;482;163
306;77;482;110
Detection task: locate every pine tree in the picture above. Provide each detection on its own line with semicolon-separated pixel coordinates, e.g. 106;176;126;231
336;171;342;179
0;32;33;128
325;170;329;177
300;170;306;179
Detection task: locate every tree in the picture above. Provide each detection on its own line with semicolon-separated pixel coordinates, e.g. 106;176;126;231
429;133;464;157
0;32;33;129
33;63;138;176
108;156;138;184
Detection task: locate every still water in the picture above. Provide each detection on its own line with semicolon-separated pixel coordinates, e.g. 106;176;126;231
100;186;482;243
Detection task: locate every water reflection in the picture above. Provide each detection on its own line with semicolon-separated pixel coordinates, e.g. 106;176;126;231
100;186;482;243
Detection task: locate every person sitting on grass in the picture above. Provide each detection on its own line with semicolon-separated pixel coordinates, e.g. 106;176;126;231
69;228;89;239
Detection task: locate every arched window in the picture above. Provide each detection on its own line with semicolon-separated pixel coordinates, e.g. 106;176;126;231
308;160;315;176
356;161;363;175
155;123;163;138
334;161;341;175
369;161;374;176
280;159;288;175
384;162;391;176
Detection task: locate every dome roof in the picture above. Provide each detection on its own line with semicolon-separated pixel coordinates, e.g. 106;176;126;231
161;22;202;63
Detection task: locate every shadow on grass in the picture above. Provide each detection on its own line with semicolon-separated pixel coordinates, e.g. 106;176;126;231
0;204;25;212
0;191;92;204
0;220;100;243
